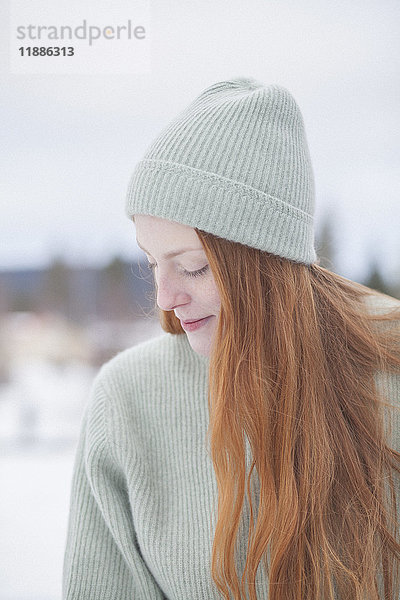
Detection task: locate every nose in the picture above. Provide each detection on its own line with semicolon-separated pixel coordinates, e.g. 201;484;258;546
155;273;190;312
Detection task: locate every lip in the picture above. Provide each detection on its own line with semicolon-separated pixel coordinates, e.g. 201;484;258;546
180;318;205;324
180;316;212;332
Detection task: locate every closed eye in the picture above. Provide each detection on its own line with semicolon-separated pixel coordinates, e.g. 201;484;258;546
147;262;209;278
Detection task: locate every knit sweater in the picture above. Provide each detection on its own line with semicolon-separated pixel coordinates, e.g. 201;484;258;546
62;293;400;600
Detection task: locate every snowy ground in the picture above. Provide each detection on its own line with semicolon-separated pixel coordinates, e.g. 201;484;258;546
0;358;92;600
0;317;164;600
0;445;77;600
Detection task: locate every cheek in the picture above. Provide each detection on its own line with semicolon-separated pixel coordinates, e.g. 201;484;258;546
205;282;221;308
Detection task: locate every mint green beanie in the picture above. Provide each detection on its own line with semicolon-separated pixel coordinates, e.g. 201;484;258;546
125;76;317;265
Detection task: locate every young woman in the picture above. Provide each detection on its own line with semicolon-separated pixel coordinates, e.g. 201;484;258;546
63;77;400;600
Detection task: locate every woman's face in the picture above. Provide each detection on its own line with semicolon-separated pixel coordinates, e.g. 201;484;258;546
134;214;221;357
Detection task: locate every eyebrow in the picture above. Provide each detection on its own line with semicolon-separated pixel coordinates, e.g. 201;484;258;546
136;239;204;259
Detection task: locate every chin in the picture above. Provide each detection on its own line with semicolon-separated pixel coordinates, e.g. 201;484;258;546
186;334;212;357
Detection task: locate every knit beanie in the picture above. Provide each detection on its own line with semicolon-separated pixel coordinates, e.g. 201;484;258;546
125;76;317;264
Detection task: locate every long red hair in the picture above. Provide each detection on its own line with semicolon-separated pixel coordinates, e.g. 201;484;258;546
144;228;400;599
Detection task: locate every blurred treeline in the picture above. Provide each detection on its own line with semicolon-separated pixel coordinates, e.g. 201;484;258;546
0;256;155;324
0;257;161;380
1;216;399;324
0;217;399;381
315;216;400;299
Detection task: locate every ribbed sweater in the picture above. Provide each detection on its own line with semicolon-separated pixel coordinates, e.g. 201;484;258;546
62;293;400;600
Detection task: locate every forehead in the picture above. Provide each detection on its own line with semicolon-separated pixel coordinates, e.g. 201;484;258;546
135;239;203;260
134;214;196;236
134;214;204;257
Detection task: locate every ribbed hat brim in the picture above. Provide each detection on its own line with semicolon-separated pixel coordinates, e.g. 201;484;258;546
126;158;316;264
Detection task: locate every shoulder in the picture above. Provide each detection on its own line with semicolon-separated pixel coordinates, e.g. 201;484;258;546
81;330;209;458
80;333;189;444
362;291;400;339
85;331;207;421
363;292;400;449
92;332;187;396
362;290;400;316
96;330;207;389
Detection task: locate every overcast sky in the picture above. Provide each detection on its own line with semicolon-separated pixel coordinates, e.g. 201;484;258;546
1;0;400;286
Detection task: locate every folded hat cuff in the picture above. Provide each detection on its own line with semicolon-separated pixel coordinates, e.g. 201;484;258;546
126;158;316;265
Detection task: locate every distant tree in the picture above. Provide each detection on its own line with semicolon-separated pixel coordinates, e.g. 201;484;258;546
362;258;390;295
315;210;337;272
390;277;400;300
0;278;10;314
99;256;137;320
386;262;400;299
104;257;126;287
40;257;72;317
10;291;34;312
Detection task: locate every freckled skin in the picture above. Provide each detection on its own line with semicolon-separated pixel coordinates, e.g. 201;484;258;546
134;214;221;357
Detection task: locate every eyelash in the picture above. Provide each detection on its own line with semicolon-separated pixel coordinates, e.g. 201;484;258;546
147;262;209;278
